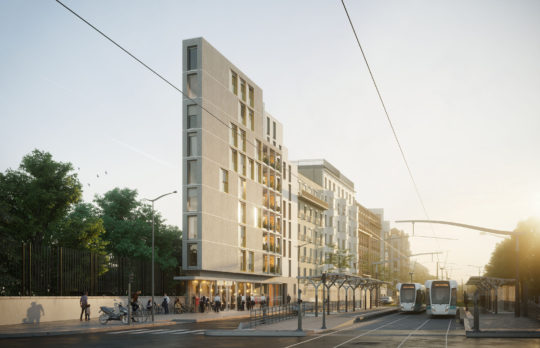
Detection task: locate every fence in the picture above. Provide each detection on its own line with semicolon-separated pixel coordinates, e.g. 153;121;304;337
0;242;179;296
249;303;311;328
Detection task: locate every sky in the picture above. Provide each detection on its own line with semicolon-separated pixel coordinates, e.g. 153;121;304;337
1;0;539;283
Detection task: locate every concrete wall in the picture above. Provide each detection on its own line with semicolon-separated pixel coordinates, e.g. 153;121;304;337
0;296;181;326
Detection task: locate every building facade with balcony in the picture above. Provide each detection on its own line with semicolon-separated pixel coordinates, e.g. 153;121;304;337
297;160;358;274
297;173;328;301
357;203;382;277
178;37;298;308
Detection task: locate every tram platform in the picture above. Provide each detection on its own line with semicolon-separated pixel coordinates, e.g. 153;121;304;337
464;308;540;338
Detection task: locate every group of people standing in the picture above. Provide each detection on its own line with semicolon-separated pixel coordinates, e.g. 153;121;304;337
194;294;224;313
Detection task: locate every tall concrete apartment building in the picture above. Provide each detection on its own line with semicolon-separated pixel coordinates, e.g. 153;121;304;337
356;203;382;277
297;160;358;274
179;38;298;307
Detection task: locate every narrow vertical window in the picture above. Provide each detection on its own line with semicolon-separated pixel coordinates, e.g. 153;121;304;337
240;130;246;152
239;225;246;248
187;215;197;239
266;117;270;135
240;250;246;271
240;79;246;101
187;188;198;211
220;169;229;193
249;109;254;131
238;202;246;224
187;104;197;129
248;86;254;107
239;178;246;200
187;160;196;184
273;121;276;139
188;243;198;266
187;73;198;98
187;46;197;70
240;154;246;176
249;159;254;180
230;124;238;147
230;149;238;172
231;71;238;95
239;103;246;126
187;133;197;156
249;252;254;272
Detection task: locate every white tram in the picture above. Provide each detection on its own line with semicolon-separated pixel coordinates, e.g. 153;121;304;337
425;280;458;316
397;283;426;312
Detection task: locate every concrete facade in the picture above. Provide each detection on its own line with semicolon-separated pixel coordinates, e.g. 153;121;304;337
357;203;383;277
297;160;358;274
179;38;297;307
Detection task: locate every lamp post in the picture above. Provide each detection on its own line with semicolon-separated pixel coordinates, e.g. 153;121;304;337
143;190;177;322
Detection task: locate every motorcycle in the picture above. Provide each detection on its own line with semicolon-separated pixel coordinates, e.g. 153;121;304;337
99;303;129;325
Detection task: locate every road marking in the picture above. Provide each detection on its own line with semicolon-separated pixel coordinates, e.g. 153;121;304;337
396;319;430;348
107;329;150;334
129;329;160;334
333;316;408;348
163;329;189;333
445;319;452;347
173;329;204;335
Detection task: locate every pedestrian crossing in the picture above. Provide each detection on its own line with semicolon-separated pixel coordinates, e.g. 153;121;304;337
108;328;205;336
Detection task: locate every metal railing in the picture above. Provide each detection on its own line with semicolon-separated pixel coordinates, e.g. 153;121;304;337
249;303;309;328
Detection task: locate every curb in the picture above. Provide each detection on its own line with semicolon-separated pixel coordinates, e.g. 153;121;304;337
205;329;308;337
466;330;540;338
353;308;399;324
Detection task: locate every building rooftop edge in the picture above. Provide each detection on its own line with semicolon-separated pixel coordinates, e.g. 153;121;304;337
294;159;354;190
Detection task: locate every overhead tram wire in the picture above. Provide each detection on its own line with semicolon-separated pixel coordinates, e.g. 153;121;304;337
56;0;431;269
340;0;441;262
55;0;306;186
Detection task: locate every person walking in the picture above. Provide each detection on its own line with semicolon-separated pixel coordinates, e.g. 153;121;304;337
80;291;89;321
131;290;141;322
241;294;246;311
162;293;170;314
214;293;221;313
287;294;291;304
200;295;206;313
260;294;267;308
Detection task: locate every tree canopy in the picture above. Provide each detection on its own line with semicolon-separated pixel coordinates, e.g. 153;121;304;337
484;217;540;295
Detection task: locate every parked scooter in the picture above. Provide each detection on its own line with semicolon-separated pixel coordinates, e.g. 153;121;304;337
99;303;128;325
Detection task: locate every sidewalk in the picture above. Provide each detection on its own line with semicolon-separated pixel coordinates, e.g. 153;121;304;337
206;307;398;337
0;310;250;338
464;308;540;338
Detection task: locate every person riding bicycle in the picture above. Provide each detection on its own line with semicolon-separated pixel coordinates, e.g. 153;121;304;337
130;290;141;322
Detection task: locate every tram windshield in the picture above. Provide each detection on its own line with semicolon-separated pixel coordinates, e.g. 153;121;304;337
400;284;416;303
431;282;450;304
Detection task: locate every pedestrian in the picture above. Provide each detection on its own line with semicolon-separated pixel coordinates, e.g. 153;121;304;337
80;291;89;321
464;291;469;311
195;295;200;311
214;293;221;313
200;295;205;313
131;290;141;322
241;294;246;311
174;298;181;314
286;294;291;304
146;299;153;311
260;293;266;308
250;294;255;310
162;293;170;314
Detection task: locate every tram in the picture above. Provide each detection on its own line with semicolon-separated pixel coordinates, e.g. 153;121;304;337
425;280;458;316
397;283;426;312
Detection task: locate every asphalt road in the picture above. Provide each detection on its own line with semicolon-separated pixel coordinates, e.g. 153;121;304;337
2;312;540;347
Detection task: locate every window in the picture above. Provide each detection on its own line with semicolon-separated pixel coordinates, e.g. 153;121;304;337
288;241;291;258
248;86;254;107
249;110;254;131
187;104;197;128
187;73;198;98
256;162;262;183
187;133;197;156
266;117;270;135
248;252;254;272
187;46;197;70
231;71;238;95
239;103;246;126
188;243;197;267
230;124;238;147
289;260;291;277
239;226;246;248
230;149;238;172
240;250;246;271
187;215;197;239
263;254;268;273
187;188;198;211
272;121;276;139
283;240;286;257
239;154;246;176
248;159;254;180
239;178;246;200
240;79;246;101
187;160;197;184
238;202;246;224
220;169;228;193
240;130;246;152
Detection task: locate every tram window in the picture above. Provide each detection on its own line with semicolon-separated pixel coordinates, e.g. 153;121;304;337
432;284;450;304
451;288;457;306
401;287;415;303
426;291;430;305
416;290;423;305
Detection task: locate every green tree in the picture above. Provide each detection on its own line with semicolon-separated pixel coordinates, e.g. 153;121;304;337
485;217;540;295
53;203;108;254
326;243;354;273
95;187;181;270
0;149;82;245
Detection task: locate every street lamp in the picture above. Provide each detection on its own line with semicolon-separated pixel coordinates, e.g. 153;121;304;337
143;190;177;322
